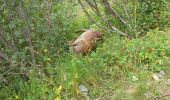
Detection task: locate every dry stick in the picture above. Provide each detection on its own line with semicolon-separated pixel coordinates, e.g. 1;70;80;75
46;0;52;32
93;0;115;31
90;0;122;34
0;17;16;52
3;0;19;52
6;72;29;75
2;65;16;75
85;0;110;33
87;0;131;38
85;0;106;24
101;0;132;39
78;0;107;32
82;0;115;35
102;0;127;25
85;0;98;14
17;2;36;65
85;0;116;34
112;0;132;29
163;93;170;98
89;0;119;32
0;51;11;63
153;93;170;100
117;0;137;31
0;74;8;83
122;0;136;31
85;0;114;33
0;27;16;52
82;0;132;38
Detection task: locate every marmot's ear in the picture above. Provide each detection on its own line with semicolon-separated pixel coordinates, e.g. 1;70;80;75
70;41;78;46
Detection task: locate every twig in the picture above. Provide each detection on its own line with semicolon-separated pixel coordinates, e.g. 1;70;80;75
0;27;15;52
85;0;110;33
112;0;133;31
78;0;107;32
81;0;132;38
0;74;8;83
102;0;127;25
0;51;12;64
2;0;19;52
16;2;36;65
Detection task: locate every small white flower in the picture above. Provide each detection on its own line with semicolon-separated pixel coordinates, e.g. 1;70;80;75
132;76;138;81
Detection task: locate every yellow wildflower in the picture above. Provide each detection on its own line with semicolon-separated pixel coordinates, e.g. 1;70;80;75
9;97;12;100
15;95;19;99
55;96;60;100
159;60;163;65
43;49;48;53
55;85;62;95
76;88;80;95
47;58;51;61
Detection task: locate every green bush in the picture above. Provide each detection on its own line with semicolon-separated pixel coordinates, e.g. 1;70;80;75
80;0;170;37
138;0;170;30
1;27;170;99
0;0;89;85
0;1;90;99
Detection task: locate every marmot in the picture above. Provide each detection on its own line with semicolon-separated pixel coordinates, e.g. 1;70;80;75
70;29;102;54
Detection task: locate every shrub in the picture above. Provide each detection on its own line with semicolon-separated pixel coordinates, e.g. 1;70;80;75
0;0;89;93
78;0;170;37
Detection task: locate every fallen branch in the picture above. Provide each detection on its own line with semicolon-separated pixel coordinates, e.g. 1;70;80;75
102;0;127;25
78;0;107;32
78;0;133;39
16;2;36;65
0;74;8;83
0;51;12;64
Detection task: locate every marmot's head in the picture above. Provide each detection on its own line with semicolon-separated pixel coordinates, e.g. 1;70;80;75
94;31;102;39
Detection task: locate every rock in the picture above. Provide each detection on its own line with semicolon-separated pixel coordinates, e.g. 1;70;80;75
79;85;89;100
152;71;165;81
79;85;88;92
153;74;160;81
167;79;170;85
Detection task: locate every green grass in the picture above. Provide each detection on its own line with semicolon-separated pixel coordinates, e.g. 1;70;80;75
1;1;170;100
1;28;170;99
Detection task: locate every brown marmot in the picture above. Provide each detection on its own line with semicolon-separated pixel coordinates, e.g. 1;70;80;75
70;29;102;54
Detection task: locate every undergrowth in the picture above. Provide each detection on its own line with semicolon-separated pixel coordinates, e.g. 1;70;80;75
0;1;170;100
1;28;170;99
